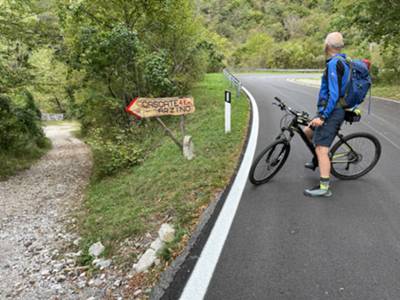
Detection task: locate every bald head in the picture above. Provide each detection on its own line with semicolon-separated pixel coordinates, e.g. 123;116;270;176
324;32;344;50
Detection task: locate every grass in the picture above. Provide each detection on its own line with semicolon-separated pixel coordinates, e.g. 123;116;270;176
78;73;250;262
372;84;400;100
291;78;400;101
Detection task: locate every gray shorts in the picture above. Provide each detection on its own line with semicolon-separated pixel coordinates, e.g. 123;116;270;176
313;108;345;147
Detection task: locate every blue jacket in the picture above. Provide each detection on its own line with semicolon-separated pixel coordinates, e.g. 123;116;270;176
318;53;350;119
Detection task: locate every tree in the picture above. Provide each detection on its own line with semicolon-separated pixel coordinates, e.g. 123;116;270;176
336;0;400;47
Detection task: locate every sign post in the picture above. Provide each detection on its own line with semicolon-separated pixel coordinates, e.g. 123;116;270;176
225;91;231;134
126;96;196;160
125;97;195;119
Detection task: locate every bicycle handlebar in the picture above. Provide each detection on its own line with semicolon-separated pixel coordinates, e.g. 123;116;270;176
273;97;311;124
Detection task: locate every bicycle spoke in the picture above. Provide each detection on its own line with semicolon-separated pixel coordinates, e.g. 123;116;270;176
250;140;290;184
331;134;379;179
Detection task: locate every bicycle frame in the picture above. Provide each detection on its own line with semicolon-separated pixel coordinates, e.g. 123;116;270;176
278;117;317;163
278;116;354;168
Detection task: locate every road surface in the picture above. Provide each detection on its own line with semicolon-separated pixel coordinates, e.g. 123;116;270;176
204;74;400;300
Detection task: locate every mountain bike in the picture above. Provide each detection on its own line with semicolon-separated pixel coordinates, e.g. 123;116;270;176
249;97;381;185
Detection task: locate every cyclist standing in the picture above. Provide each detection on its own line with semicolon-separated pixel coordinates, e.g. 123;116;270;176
303;32;350;197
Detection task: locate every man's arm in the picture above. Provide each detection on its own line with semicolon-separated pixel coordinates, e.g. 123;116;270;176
319;59;341;120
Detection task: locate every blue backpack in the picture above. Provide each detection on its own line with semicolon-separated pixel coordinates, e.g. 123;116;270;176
339;57;372;112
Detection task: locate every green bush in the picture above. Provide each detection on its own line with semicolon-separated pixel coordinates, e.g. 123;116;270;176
88;134;143;179
0;92;50;179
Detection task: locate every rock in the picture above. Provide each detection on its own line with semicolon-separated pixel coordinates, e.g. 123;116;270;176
113;279;121;287
158;224;175;243
93;258;112;269
77;280;86;289
41;269;50;276
150;238;164;253
93;278;103;287
133;249;156;273
56;275;66;282
134;289;142;297
88;278;103;287
65;251;81;258
88;242;105;258
24;240;33;248
52;263;65;272
73;237;82;246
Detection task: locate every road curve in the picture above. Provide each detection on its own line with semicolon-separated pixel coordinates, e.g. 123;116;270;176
203;74;400;300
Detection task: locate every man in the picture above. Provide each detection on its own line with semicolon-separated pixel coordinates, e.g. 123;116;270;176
303;32;350;197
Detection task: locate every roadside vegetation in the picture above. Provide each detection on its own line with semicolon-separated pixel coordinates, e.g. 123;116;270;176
0;93;50;180
371;86;400;101
78;74;249;264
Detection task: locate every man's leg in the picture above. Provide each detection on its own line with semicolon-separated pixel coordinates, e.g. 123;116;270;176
316;146;330;178
304;145;332;197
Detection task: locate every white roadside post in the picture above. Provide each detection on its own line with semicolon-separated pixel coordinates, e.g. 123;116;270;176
225;90;231;134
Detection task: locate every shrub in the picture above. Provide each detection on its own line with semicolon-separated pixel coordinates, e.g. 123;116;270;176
86;128;145;179
0;92;50;178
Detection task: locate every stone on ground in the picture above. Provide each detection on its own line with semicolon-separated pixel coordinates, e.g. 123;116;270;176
88;242;105;258
150;238;164;253
158;223;175;243
133;249;156;273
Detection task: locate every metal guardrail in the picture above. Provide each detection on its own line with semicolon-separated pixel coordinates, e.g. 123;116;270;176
223;69;242;98
41;113;64;121
231;67;323;73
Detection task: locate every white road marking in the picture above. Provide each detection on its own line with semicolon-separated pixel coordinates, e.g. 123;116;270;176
179;87;260;300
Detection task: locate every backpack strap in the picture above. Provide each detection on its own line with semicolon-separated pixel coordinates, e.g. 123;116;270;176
336;56;353;108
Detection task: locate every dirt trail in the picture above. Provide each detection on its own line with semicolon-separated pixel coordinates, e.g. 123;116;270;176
0;124;92;299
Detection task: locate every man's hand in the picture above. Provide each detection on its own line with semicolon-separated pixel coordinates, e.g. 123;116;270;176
308;117;324;128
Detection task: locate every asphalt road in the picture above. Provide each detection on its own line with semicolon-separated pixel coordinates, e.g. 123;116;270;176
204;74;400;300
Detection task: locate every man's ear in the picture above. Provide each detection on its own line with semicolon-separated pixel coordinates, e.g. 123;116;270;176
324;44;329;56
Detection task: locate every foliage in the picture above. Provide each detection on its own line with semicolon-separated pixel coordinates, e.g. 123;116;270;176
0;1;57;178
58;0;208;133
87;128;143;179
335;0;400;47
0;92;50;179
198;0;400;80
78;74;249;258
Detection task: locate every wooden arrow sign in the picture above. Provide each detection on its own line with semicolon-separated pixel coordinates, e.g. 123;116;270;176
126;97;195;119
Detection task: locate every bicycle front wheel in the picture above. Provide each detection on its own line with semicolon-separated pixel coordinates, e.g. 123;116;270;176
331;132;381;180
249;139;291;185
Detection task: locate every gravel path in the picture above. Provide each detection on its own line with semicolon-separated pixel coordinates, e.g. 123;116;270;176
0;124;93;299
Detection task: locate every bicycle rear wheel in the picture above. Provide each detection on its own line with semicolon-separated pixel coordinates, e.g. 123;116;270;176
249;139;291;185
330;132;381;180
